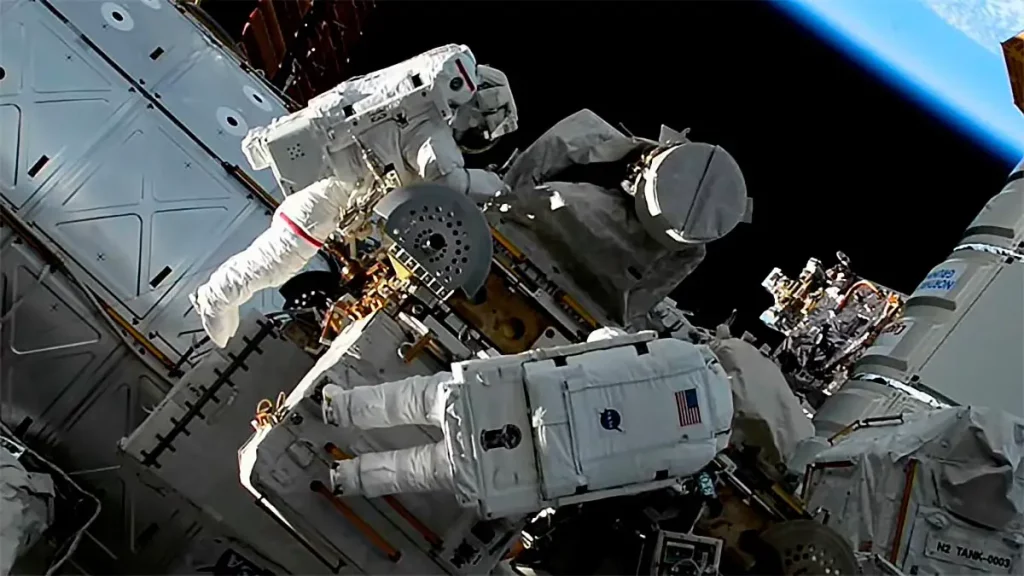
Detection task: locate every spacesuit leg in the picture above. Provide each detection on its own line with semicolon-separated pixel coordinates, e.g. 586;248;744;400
320;374;451;430
192;179;348;348
329;441;456;498
192;218;317;348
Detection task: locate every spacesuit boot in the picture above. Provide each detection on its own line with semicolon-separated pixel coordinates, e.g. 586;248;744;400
193;178;349;347
321;375;458;498
189;289;241;351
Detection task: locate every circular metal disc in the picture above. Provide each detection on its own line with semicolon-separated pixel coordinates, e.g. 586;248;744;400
244;85;273;112
635;142;747;248
101;3;135;31
216;106;249;137
375;183;493;298
759;520;859;576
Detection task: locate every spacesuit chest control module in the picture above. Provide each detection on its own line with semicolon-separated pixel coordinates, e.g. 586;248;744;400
191;45;518;348
317;331;733;519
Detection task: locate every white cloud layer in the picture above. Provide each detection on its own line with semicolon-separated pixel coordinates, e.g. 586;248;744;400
920;0;1024;55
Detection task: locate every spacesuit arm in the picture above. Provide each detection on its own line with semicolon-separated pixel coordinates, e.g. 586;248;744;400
403;121;506;203
709;336;814;465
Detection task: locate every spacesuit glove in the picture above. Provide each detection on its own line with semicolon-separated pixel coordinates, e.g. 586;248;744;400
321;384;347;428
329;459;358;496
465;168;508;204
190;288;239;349
586;327;629;342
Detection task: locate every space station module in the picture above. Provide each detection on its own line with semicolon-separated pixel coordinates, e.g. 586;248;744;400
319;330;734;518
804;406;1024;575
191;45;518;348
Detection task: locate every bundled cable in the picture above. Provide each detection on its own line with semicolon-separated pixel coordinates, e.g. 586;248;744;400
253;392;288;430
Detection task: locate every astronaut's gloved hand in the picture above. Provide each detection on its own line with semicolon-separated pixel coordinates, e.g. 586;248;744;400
465;168;508;204
320;383;347;428
329;460;352;496
586;327;629;342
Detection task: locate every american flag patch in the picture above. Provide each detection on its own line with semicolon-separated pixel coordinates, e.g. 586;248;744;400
676;388;702;427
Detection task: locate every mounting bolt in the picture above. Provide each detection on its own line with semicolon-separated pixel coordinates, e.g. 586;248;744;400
289;412;303;425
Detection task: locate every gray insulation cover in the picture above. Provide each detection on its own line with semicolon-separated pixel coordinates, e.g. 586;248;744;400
494;109;707;328
0;447;53;576
806;406;1024;574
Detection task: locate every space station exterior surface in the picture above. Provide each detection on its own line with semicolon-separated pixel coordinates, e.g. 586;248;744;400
1;0;301;572
0;1;747;572
808;162;1024;438
3;1;1024;575
762;159;1024;574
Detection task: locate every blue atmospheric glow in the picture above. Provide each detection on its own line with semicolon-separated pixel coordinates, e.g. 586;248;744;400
774;0;1024;164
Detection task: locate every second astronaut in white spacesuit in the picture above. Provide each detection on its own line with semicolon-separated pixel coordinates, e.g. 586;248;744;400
191;46;518;348
320;329;734;517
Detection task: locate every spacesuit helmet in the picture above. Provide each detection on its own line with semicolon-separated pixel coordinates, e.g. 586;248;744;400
452;65;519;154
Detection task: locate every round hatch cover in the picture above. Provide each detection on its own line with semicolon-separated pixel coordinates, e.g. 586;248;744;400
375;183;492;299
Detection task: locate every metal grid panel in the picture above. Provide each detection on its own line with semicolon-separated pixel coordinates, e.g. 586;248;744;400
0;0;135;210
47;0;288;200
148;45;289;199
53;356;204;575
0;237;210;574
1;1;302;571
25;102;255;320
0;239;121;446
47;0;209;88
2;0;287;363
121;312;334;574
140;205;286;356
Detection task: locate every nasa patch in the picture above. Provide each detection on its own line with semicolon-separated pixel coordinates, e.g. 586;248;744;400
599;409;623;432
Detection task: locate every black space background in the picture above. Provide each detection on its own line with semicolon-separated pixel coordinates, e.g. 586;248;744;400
212;0;1017;340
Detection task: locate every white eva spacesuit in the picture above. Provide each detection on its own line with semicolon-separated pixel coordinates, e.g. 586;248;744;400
192;45;518;348
320;331;733;518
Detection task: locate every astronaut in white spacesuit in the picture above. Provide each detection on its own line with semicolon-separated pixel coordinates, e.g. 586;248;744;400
319;329;734;517
191;46;518;348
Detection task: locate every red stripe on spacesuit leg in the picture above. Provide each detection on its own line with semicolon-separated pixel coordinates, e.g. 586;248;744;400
276;212;324;249
455;59;476;92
